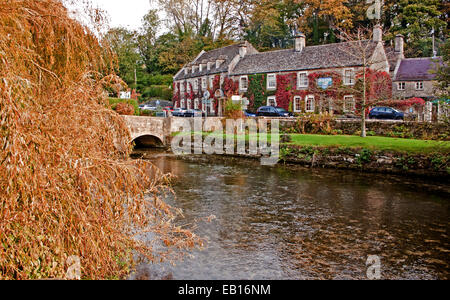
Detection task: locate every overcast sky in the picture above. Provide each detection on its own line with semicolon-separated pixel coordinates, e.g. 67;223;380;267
87;0;157;31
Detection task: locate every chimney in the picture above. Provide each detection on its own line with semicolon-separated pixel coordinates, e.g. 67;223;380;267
373;24;383;43
394;34;404;58
294;33;306;52
239;42;247;58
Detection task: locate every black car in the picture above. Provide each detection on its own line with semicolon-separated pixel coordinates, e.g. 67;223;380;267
369;107;404;120
257;106;294;118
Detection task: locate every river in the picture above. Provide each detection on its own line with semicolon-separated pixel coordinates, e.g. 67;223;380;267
131;150;449;280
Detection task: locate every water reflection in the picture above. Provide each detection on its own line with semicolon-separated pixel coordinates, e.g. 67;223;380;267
132;150;449;280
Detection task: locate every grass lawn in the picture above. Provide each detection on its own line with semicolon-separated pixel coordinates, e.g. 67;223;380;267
289;134;450;153
172;132;450;153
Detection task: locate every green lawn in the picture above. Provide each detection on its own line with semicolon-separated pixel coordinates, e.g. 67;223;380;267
289;134;450;153
173;132;450;153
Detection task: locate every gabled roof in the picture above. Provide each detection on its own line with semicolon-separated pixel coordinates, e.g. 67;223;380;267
174;42;258;81
230;40;379;76
394;57;443;81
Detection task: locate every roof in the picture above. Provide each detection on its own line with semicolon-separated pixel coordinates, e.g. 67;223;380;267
231;40;379;75
394;57;443;81
174;42;258;81
385;46;403;72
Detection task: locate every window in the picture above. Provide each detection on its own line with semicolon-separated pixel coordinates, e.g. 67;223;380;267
415;81;424;90
187;82;191;93
298;72;309;88
202;77;207;90
180;99;185;109
343;95;355;112
194;99;199;109
220;75;224;85
267;74;277;90
209;76;214;88
344;69;355;85
305;95;315;112
199;64;203;72
397;82;406;91
180;82;185;92
294;96;302;112
207;62;212;71
240;76;248;91
192;66;197;73
267;96;277;107
193;79;199;91
187;99;191;109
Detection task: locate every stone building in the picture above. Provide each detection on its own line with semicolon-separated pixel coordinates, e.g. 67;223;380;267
173;26;393;116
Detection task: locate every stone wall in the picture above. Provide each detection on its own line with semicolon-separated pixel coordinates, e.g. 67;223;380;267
280;119;450;141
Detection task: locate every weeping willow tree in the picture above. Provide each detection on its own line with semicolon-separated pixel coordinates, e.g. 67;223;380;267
0;0;202;280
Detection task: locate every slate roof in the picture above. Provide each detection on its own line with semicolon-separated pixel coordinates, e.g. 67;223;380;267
230;40;379;76
394;57;443;81
174;42;258;81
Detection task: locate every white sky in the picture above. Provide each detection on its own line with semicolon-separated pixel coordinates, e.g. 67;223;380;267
87;0;157;31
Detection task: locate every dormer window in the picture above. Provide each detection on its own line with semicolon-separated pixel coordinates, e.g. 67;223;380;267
216;60;223;69
207;62;212;71
199;64;203;72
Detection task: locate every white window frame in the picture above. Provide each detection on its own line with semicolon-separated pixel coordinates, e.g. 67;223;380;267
415;81;424;90
180;99;185;109
194;98;199;109
240;76;248;92
180;82;185;93
297;72;309;89
267;96;277;107
207;62;212;71
305;95;315;113
187;99;191;109
209;76;214;89
193;79;199;91
294;96;302;112
220;75;224;85
397;82;406;91
267;74;277;90
343;68;355;86
187;81;191;93
202;77;207;90
343;95;356;113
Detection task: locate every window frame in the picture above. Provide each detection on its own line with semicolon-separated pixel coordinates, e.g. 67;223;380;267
267;96;277;107
343;95;356;113
201;77;207;90
240;75;248;92
305;95;315;113
293;96;302;113
297;72;309;89
415;81;424;91
267;74;277;90
343;68;355;86
397;82;406;91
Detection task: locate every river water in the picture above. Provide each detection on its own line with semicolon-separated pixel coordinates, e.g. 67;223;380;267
132;150;449;280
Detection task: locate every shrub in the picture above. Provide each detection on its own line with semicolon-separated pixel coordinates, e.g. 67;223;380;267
115;102;135;115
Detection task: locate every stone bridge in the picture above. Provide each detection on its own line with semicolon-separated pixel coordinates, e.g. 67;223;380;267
122;116;223;148
122;116;171;148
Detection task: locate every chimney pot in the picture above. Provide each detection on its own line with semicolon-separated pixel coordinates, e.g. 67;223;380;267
394;34;404;58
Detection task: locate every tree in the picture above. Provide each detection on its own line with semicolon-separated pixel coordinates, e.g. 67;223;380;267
103;27;142;87
337;27;392;137
137;10;160;73
434;39;450;99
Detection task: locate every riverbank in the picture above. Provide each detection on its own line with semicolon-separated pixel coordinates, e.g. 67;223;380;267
166;133;450;179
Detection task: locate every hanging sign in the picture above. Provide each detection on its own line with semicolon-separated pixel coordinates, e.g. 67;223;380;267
317;77;333;90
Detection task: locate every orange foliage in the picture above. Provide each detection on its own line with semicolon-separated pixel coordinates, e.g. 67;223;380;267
0;0;201;280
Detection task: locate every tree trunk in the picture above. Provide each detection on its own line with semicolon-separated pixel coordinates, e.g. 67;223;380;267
361;65;367;138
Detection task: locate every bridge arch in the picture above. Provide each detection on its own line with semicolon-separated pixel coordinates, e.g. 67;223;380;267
131;134;165;149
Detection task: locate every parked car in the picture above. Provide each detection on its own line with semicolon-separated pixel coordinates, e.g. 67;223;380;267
256;106;294;118
172;108;186;117
369;107;404;120
184;109;203;118
139;104;157;111
244;110;257;118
